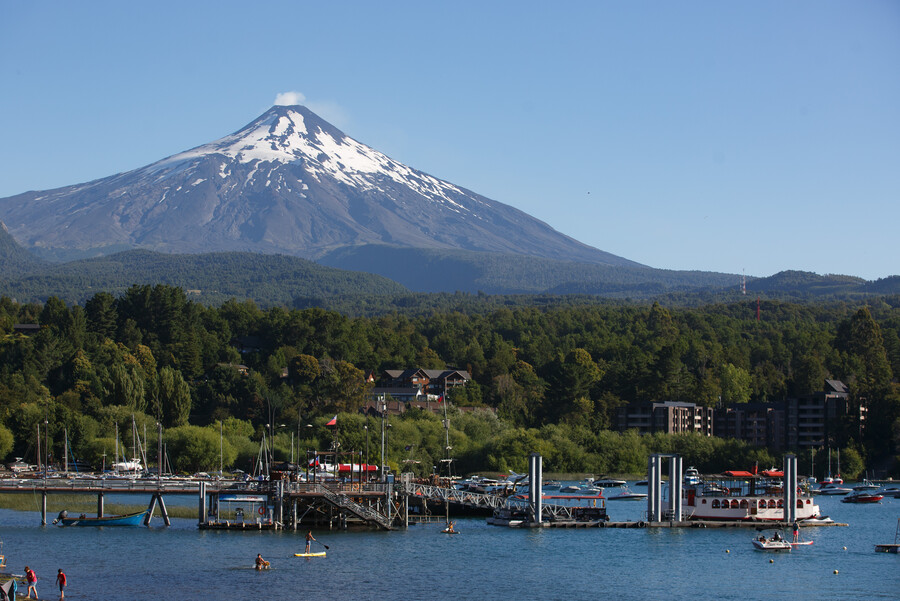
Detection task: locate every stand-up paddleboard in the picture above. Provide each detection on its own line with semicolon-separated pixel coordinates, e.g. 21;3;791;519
294;552;327;557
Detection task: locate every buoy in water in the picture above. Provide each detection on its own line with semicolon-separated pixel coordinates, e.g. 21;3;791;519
725;549;730;553
842;546;847;550
769;559;774;563
833;570;839;574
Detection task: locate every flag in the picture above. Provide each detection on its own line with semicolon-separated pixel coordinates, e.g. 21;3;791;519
437;394;444;403
309;456;320;467
326;415;337;426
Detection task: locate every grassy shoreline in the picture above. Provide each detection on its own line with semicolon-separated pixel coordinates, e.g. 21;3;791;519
0;493;196;519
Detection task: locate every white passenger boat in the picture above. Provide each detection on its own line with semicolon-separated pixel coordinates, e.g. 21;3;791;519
683;470;821;521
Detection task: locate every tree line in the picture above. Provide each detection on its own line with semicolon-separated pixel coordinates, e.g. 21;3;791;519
0;286;897;477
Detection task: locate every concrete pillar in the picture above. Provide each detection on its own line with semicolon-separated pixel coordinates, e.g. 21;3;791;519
97;492;105;517
198;481;207;524
534;454;542;524
670;455;683;521
783;454;797;523
41;492;47;526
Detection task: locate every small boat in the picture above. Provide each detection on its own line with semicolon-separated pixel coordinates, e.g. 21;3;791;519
54;509;148;527
852;478;880;491
752;531;792;552
592;476;626;487
607;487;648;501
817;483;852;495
560;485;581;493
684;467;701;486
635;480;648;486
441;528;459;534
841;491;884;504
874;518;900;554
879;486;900;498
293;552;326;558
799;515;834;525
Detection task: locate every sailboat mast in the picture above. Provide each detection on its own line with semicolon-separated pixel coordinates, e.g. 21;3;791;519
115;422;119;474
64;428;69;474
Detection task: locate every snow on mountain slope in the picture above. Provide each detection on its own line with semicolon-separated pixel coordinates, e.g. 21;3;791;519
0;105;640;268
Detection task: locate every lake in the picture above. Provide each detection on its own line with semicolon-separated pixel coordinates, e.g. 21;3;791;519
0;487;897;600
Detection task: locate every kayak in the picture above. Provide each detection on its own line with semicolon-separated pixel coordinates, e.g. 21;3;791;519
294;552;327;557
441;529;459;534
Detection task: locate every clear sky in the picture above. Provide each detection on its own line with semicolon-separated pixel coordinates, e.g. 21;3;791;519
1;1;898;279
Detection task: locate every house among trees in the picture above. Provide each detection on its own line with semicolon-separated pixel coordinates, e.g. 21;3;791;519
362;368;471;415
378;368;471;401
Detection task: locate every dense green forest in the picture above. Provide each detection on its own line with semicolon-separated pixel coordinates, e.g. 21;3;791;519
0;286;898;478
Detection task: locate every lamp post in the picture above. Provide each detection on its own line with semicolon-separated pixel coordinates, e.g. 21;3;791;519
364;421;369;482
380;395;387;482
157;422;162;485
44;419;49;479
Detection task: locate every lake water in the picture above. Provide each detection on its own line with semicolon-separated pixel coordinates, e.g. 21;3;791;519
1;487;897;600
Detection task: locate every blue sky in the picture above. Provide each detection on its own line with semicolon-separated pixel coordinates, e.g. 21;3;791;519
1;1;898;279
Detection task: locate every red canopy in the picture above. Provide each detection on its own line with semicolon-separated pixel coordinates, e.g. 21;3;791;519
337;464;379;472
724;470;755;478
761;470;784;477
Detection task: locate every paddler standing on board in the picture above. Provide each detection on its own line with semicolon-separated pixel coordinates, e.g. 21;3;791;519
305;531;317;554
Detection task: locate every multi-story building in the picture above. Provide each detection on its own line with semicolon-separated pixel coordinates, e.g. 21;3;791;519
616;401;714;435
715;402;786;450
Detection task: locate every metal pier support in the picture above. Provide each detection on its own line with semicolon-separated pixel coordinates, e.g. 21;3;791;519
146;493;171;526
783;453;797;523
529;453;543;523
198;481;207;525
41;491;47;525
647;454;682;522
97;492;105;517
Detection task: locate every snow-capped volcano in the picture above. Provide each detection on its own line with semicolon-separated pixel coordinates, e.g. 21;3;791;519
0;105;639;267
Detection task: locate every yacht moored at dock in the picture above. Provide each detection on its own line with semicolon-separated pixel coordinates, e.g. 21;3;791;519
682;470;821;521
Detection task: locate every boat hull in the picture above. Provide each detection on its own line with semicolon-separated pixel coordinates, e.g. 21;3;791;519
58;510;148;527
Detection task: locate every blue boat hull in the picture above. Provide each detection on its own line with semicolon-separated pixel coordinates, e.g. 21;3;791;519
59;510;148;527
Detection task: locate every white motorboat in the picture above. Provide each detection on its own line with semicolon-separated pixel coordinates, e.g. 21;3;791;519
817;483;852;495
592;477;626;487
752;531;792;552
607;487;648;501
851;479;879;492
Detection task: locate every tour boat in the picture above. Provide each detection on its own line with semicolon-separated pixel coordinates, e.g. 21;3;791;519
683;471;821;521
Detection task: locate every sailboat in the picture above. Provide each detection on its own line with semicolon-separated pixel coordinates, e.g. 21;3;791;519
818;449;850;495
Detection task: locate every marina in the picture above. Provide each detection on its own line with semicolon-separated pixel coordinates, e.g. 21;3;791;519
0;488;895;601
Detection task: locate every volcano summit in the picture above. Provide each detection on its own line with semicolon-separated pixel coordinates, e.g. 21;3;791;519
0;105;638;268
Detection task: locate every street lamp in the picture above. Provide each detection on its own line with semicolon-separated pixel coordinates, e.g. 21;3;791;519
364;421;369;482
380;395;387;482
44;419;49;479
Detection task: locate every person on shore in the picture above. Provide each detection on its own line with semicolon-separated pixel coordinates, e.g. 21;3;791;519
255;554;269;570
56;569;67;600
24;566;37;599
305;531;316;554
